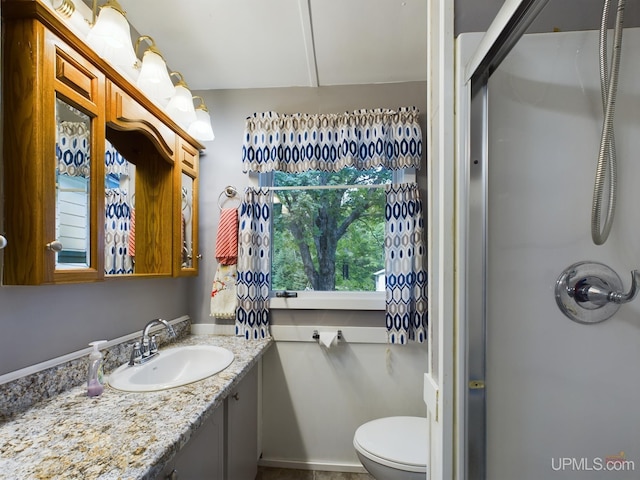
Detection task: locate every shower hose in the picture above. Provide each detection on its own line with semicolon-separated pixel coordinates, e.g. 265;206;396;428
591;0;626;245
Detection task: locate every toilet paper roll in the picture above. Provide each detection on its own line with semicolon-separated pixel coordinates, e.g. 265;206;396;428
319;331;338;348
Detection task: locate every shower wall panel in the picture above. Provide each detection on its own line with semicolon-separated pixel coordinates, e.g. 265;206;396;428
486;28;640;479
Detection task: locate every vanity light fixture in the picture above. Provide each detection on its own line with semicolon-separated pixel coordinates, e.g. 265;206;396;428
51;0;91;37
165;72;197;129
134;36;176;103
188;96;215;142
52;0;75;17
86;0;137;73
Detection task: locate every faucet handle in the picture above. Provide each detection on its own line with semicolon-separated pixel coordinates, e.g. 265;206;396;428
140;337;150;357
129;341;142;366
167;324;177;338
149;335;158;355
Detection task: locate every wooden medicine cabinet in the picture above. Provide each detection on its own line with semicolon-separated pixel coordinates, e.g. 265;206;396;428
2;0;204;285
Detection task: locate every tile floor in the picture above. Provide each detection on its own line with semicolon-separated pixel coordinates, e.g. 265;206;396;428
255;466;374;480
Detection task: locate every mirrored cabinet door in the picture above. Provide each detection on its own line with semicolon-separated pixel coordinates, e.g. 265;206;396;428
176;140;199;276
181;172;195;269
50;41;105;283
3;26;105;284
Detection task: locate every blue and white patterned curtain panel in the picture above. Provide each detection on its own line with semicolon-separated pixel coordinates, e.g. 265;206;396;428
236;187;272;340
105;140;130;177
56;121;90;177
242;107;422;173
105;188;134;275
385;183;428;344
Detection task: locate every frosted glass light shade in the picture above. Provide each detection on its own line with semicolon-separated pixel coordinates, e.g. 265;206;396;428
86;6;136;69
188;108;215;141
166;84;197;128
136;50;175;102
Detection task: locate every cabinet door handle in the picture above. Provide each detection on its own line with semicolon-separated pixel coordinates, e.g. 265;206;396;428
0;235;6;250
232;392;239;401
46;240;63;252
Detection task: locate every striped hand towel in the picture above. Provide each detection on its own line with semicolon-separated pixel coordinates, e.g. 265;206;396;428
215;208;239;265
128;208;135;257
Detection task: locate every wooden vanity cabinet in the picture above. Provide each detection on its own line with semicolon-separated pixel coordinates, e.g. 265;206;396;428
1;1;203;284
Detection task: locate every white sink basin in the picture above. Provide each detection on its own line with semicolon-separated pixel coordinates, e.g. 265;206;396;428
108;345;234;392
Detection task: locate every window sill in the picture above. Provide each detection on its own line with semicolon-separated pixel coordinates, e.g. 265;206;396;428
269;291;384;310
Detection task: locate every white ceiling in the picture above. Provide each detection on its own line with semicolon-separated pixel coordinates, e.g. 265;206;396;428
118;0;428;91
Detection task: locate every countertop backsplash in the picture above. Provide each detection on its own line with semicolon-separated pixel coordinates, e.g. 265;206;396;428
0;318;191;421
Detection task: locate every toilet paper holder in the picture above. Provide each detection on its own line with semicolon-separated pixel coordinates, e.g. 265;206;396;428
312;329;342;342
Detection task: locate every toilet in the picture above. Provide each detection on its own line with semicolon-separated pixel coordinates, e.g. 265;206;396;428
353;416;428;480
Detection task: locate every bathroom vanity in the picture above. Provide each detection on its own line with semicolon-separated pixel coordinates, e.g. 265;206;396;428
0;335;271;479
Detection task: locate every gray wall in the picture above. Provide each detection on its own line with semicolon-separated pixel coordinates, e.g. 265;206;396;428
1;83;426;377
0;279;190;375
187;83;428;469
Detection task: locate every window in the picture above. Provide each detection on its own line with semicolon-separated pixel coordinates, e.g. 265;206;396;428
240;107;423;314
263;167;411;309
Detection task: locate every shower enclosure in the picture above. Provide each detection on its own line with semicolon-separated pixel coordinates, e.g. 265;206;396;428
458;1;640;479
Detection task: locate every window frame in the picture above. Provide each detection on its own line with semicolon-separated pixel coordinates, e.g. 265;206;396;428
258;168;415;310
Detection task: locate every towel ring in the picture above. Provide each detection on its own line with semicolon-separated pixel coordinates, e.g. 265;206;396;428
218;185;241;210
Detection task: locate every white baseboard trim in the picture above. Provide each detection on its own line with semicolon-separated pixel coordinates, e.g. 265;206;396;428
258;458;367;474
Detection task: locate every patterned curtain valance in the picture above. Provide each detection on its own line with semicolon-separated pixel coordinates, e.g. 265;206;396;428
242;107;423;173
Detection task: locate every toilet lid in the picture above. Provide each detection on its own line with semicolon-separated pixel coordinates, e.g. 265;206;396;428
354;416;428;471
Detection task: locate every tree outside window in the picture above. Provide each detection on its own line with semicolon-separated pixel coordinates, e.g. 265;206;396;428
271;167;391;292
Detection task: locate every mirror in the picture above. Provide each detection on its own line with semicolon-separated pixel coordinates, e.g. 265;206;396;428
181;173;194;268
55;97;91;268
105;140;136;275
105;127;174;277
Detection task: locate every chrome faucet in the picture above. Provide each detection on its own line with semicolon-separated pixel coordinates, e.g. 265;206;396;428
129;318;177;366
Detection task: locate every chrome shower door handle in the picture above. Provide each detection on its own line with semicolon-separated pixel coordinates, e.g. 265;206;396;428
556;262;639;324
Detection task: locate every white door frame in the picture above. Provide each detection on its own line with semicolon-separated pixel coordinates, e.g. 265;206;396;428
425;0;455;479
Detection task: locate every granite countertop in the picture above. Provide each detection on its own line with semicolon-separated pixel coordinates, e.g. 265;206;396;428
0;335;272;480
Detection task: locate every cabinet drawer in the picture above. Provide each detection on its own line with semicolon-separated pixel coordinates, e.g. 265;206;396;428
55;49;95;101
